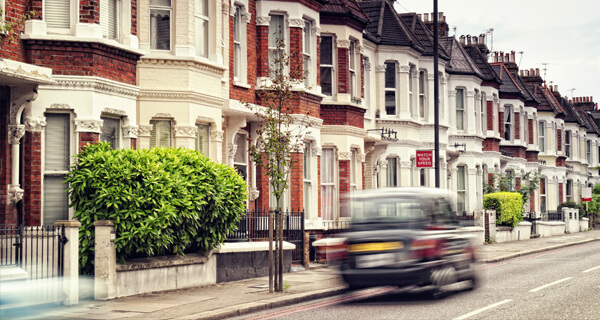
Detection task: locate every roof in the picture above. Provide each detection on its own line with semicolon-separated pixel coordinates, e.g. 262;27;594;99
463;46;502;85
514;74;539;105
320;0;371;27
439;37;484;78
359;0;449;59
531;85;565;115
491;64;528;100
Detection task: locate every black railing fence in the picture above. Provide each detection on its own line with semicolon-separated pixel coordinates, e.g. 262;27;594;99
227;209;305;264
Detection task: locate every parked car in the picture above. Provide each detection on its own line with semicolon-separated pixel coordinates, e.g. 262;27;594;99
339;187;478;296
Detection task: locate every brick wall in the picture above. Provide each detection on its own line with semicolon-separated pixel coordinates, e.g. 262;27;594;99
337;48;348;94
557;129;562;151
316;36;321;87
526;151;539;162
25;40;140;85
338;160;349;217
559;183;563;205
320;104;365;128
500;146;526;159
131;138;137;149
483;138;500;152
79;0;100;24
131;0;137;35
360;54;364;98
78;132;100;152
0;0;35;62
528;119;534;144
229;1;257;102
556;157;566;167
23;131;41;225
0;89;13;226
317;155;321;218
487;101;494;131
257;25;269;78
290;27;303;80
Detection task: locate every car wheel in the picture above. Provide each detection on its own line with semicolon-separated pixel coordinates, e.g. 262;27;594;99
466;275;478;291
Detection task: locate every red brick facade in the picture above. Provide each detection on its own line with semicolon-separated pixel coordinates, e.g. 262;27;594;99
24;40;140;85
22;131;42;225
500;146;526;159
528;119;534;144
78;132;100;152
486;101;494;131
338;160;350;217
79;0;100;24
556;157;566;167
526;151;539;162
499;111;504;138
558;183;564;205
337;48;349;94
514;113;520;140
557;129;562;151
483;138;500;152
320;105;365;128
289;153;303;210
0;91;14;226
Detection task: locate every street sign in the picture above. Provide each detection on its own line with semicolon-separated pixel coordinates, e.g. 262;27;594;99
582;187;592;202
416;150;433;168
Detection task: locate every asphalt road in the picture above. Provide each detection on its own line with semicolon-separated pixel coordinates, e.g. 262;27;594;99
236;241;600;320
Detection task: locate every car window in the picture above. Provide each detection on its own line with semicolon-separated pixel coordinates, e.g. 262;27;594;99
351;196;426;223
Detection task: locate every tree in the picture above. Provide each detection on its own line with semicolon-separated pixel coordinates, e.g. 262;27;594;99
244;29;312;292
483;169;540;212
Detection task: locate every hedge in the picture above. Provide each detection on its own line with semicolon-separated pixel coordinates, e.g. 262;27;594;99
483;192;523;227
66;143;247;274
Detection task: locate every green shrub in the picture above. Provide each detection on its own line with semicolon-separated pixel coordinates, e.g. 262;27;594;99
593;183;600;195
557;201;587;217
66;143;247;274
587;194;600;218
483;192;523;227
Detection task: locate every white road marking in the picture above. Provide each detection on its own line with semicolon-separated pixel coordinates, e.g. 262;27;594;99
453;299;513;320
583;265;600;273
529;277;573;292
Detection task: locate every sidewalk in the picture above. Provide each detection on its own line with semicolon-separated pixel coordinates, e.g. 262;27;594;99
52;229;600;320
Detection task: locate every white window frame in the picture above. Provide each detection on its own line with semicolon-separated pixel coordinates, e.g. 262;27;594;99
44;0;76;34
474;89;480;133
419;69;426;119
302;20;312;88
100;116;122;149
481;92;486;134
43;112;72;226
349;40;357;101
268;13;286;75
456;88;465;131
539;121;546;152
233;132;248;181
504;105;513;141
565;130;571;159
385;62;397;116
321;148;336;220
150;0;172;51
303;142;312;215
457;165;467;214
566;179;573;202
320;34;334;97
386;157;398;187
587;139;592;164
196;123;210;156
100;0;119;40
350;149;358;192
195;0;209;58
540;177;547;212
150;119;172;147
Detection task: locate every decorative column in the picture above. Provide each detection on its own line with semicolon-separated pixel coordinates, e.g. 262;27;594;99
122;125;139;149
137;125;152;149
174;126;197;149
400;160;412;187
7;125;25;205
210;129;224;163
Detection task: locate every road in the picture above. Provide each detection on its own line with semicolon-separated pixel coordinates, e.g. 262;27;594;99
236;241;600;320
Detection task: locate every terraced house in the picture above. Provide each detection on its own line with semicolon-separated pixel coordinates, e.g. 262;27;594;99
1;0;599;230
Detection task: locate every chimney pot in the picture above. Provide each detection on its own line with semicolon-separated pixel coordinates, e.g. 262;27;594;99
473;36;478;44
536;68;540;77
424;13;429;22
505;53;510;63
467;35;471;45
510;51;515;63
459;35;465;45
530;68;534;76
417;13;422;20
439;12;444;22
554;85;559;92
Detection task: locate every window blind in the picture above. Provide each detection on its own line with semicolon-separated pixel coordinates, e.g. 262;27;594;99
100;0;118;39
44;114;70;226
150;120;171;147
45;0;70;29
100;117;120;149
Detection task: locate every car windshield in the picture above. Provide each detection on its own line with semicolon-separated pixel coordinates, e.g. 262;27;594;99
350;196;427;224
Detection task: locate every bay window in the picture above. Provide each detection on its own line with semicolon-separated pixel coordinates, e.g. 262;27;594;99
419;70;426;118
233;6;242;79
349;41;357;100
303;20;311;87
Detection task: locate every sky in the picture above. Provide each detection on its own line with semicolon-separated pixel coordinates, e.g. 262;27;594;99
394;0;600;102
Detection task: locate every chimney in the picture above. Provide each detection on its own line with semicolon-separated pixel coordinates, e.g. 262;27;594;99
439;12;445;22
459;35;465;45
472;35;478;44
424;13;429;22
423;12;449;37
521;66;544;87
417;13;422;20
510;51;516;63
535;68;540;77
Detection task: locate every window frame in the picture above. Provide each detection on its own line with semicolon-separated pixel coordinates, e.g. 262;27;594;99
149;119;172;148
457;165;467;214
302;20;312;88
481;92;486;133
384;62;397;116
194;0;209;58
386;157;398;187
540;177;547;213
303;142;312;216
100;0;119;40
320;148;336;220
233;5;242;80
233;132;248;181
149;0;172;51
43;112;72;226
539;121;546;152
196;123;210;156
565;130;571;158
349;40;357;100
456;88;465;131
587;139;592;164
419;69;426;119
100;116;122;149
44;0;75;34
268;13;286;76
504;105;513;141
319;34;334;96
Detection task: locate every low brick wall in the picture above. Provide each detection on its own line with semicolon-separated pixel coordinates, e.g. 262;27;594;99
215;242;295;283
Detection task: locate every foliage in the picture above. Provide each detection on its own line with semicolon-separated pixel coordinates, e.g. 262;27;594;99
0;6;36;42
587;194;600;218
593;183;600;195
483;170;540;211
244;26;313;209
557;201;588;217
66;143;247;274
483;192;524;227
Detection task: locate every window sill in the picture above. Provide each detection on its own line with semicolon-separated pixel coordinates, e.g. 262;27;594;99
233;81;251;89
21;33;145;56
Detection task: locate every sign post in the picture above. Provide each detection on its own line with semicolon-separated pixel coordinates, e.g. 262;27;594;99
416;150;433;168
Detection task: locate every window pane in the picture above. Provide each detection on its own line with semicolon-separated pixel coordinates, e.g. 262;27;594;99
100;0;118;39
387;158;397;187
385;91;396;115
385;63;395;88
320;67;332;96
150;9;171;50
45;114;70;171
195;0;207;16
196;124;209;155
321;149;334;183
320;36;332;65
303;143;310;180
269;15;284;46
457;166;466;190
100;117;120;149
195;17;208;57
419;71;425;94
234;134;247;163
44;175;69;226
150;120;171;147
303;21;310;53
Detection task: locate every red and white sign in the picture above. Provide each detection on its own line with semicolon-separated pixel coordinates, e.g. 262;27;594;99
416;150;433;168
582;187;592;202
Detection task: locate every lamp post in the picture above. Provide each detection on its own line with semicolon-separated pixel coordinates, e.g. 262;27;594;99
433;0;440;188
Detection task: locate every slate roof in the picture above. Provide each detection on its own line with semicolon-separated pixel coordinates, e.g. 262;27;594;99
491;64;528;99
463;46;501;85
439;37;483;78
514;73;539;105
359;0;448;59
320;0;370;25
531;85;565;116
